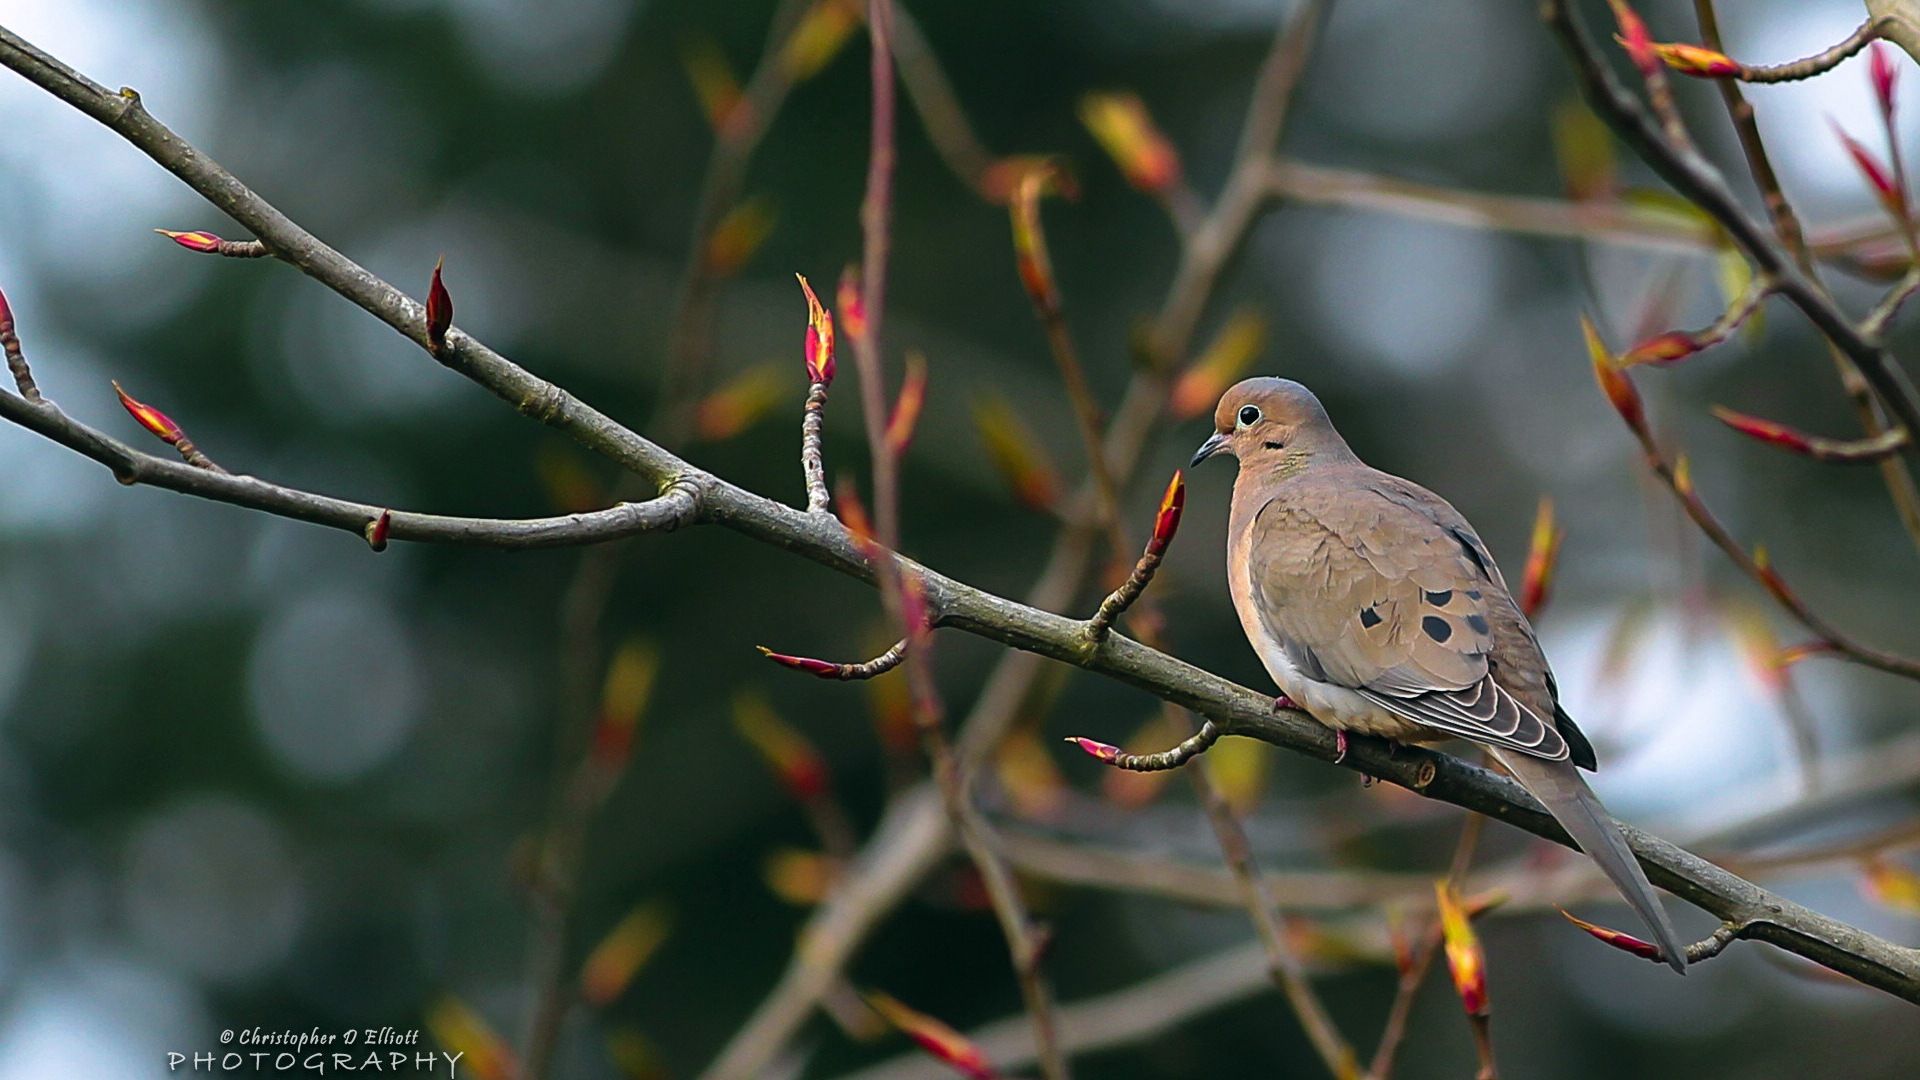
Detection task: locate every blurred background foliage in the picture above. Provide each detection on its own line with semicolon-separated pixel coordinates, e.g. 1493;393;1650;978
1;0;1919;1077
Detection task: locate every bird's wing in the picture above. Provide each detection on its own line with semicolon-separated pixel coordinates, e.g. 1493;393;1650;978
1247;468;1569;761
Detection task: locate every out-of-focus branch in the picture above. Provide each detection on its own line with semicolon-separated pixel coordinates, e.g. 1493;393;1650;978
658;0;815;443
1546;0;1920;449
1589;324;1920;682
1690;0;1920;558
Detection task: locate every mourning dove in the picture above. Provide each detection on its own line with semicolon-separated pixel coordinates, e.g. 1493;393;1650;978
1192;377;1686;973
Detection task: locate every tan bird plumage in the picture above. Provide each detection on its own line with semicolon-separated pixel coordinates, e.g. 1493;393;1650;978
1193;377;1686;973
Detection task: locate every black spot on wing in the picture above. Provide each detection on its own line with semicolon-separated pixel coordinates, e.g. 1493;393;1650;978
1421;616;1452;643
1466;614;1489;634
1360;606;1382;629
1425;589;1453;606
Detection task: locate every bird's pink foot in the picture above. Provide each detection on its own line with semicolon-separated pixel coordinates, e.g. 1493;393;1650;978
1333;729;1349;764
1272;694;1299;713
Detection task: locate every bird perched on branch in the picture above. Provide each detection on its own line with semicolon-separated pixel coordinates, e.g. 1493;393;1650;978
1191;377;1686;973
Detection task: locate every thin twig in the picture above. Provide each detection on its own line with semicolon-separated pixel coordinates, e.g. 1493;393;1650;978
854;3;1067;1077
1548;0;1920;450
1184;706;1360;1080
802;380;831;512
1692;0;1920;558
759;638;908;680
1717;15;1888;83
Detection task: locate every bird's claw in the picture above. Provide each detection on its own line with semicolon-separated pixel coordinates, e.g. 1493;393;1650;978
1272;694;1299;713
1333;729;1349;764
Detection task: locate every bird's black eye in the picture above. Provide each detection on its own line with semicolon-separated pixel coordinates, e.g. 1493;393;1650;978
1236;405;1261;427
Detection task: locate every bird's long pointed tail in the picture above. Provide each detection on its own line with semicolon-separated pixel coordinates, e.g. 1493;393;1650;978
1491;749;1688;973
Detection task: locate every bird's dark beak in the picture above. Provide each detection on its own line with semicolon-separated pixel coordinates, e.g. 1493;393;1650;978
1190;431;1228;468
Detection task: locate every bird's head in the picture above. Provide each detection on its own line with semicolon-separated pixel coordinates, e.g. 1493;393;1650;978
1190;377;1346;471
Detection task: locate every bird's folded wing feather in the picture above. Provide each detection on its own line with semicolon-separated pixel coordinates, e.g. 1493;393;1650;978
1248;472;1568;760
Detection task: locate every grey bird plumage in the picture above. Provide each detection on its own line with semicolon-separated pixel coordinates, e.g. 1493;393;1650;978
1193;377;1686;973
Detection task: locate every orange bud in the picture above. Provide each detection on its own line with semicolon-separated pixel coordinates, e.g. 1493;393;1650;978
1583;314;1644;432
1557;906;1668;963
1712;405;1812;454
1066;735;1123;764
706;196;777;277
1862;857;1920;914
780;0;859;82
885;351;928;456
1436;881;1489;1016
1873;42;1899;121
1078;91;1182;195
112;380;185;445
864;991;996;1080
798;273;836;386
694;363;787;441
156;229;224;252
972;394;1061;512
1833;122;1908;222
1620;330;1699;367
1009;167;1067;314
836;265;868;344
579;901;673;1006
764;848;842;905
733;691;831;802
1671;454;1693;499
1651;41;1742;78
1170;310;1266;419
592;640;659;767
1150;471;1185;553
0;284;12;331
1607;1;1659;79
1518;496;1563;619
681;34;744;133
364;509;392;553
424;995;520;1080
426;256;453;355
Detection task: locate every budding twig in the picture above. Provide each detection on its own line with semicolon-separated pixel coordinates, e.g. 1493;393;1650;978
1712;405;1910;463
1083;472;1185;645
156;229;269;258
1585;317;1920;681
1067;719;1224;772
796;274;836;513
757;638;907;680
1619;277;1771;367
1654;15;1888;85
112;380;225;473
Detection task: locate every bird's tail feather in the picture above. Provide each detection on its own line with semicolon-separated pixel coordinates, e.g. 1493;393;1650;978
1491;749;1688;974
